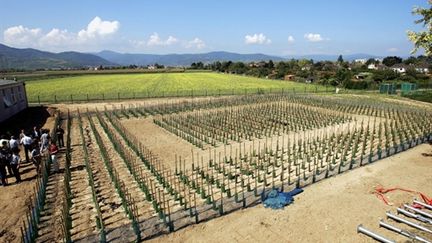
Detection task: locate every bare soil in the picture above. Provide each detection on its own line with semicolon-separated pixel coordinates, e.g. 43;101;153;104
0;108;57;243
149;143;432;243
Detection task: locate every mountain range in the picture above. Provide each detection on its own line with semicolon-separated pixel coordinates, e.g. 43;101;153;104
0;44;114;70
0;43;383;70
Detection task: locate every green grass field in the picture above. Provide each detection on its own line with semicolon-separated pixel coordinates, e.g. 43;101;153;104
25;72;331;103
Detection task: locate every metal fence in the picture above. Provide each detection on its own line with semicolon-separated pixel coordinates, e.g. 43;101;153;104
29;86;337;104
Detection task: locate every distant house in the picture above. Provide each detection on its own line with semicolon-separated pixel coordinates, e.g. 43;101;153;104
354;59;367;64
367;63;387;70
284;74;296;81
391;64;409;74
414;64;429;74
0;79;28;123
147;65;156;70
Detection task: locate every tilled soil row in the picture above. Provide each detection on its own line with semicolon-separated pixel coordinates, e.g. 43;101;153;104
92;115;170;239
81;117;137;242
68;118;99;242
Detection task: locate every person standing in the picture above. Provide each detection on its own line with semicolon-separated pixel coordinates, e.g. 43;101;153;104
0;135;8;148
10;150;21;183
20;133;33;163
48;139;59;173
9;136;19;151
32;126;40;141
40;129;50;153
56;125;65;148
19;129;25;141
31;145;42;175
1;141;13;177
0;144;9;186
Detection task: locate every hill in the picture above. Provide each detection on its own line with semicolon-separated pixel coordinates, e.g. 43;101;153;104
96;51;285;66
0;44;115;70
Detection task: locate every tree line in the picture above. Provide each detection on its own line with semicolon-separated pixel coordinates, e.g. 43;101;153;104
189;55;432;89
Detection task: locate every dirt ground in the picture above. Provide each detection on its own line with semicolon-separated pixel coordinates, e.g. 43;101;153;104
149;143;432;243
0;107;57;243
2;95;431;243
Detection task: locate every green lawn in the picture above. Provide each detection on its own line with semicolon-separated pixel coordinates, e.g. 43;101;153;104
25;72;331;103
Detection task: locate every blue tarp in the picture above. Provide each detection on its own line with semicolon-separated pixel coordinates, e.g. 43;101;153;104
263;188;304;209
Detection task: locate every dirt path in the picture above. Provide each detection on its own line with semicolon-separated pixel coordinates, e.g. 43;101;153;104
0;114;57;243
148;143;432;243
68;118;99;242
36;145;66;242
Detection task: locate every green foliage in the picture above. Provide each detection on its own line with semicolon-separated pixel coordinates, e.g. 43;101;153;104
335;68;352;86
408;0;432;55
372;69;400;82
382;56;403;67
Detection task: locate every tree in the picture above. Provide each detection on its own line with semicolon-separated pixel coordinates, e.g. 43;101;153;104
334;68;352;86
268;60;274;69
337;55;344;63
382;56;402;67
407;1;432;55
365;58;379;66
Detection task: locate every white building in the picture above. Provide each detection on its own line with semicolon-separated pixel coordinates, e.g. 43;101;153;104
391;64;408;74
415;64;429;74
0;79;28;123
354;59;367;64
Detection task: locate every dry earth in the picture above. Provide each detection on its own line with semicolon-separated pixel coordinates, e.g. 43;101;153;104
149;143;432;243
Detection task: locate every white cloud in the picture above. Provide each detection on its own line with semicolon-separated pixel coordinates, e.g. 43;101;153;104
77;16;119;41
304;33;324;42
245;33;271;45
387;47;398;53
3;17;120;51
147;33;178;46
3;25;42;46
186;38;206;49
287;35;295;43
40;28;73;46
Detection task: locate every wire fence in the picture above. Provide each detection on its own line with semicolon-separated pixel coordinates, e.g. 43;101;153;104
28;86;337;104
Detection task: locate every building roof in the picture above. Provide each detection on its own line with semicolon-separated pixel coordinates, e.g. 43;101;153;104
391;63;409;69
0;79;20;87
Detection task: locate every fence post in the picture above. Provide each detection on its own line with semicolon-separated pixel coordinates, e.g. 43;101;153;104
70;94;73;103
102;93;105;101
87;94;89;102
118;92;120;100
54;95;57;103
38;95;40;105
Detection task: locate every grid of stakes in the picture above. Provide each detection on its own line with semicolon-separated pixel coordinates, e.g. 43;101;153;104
154;101;352;148
21;112;61;243
100;95;432;235
23;94;431;241
86;112;142;241
76;112;106;242
60;110;72;242
95;110;178;232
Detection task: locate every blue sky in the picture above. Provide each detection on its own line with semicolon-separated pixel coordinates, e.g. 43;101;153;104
0;0;428;56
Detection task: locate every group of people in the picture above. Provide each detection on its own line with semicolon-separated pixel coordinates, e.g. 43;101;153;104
0;125;65;186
